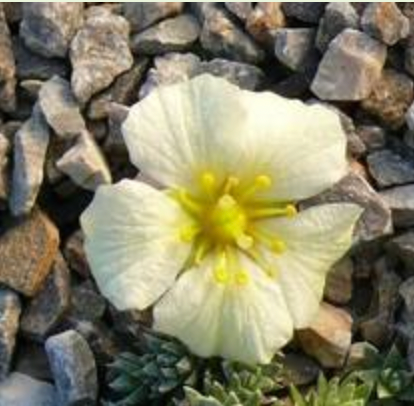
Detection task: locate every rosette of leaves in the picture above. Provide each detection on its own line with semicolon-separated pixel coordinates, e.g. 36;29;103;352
289;374;371;406
182;360;284;406
106;333;194;405
348;344;414;402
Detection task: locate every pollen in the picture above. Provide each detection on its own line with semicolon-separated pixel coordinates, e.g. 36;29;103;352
235;270;250;286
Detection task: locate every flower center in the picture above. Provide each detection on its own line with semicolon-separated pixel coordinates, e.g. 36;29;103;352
173;172;297;285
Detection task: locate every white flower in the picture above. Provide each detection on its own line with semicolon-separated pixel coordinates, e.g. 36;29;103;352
81;74;362;365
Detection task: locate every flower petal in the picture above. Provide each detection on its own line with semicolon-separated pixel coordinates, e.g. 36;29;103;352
81;179;192;311
241;92;347;201
122;74;249;191
153;253;293;364
259;203;362;328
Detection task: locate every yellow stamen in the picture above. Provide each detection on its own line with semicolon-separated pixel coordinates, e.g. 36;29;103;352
272;239;286;254
236;233;254;250
223;176;240;194
201;172;216;197
194;239;211;265
247;203;297;220
239;175;272;201
234;269;250;286
245;247;278;278
176;188;203;216
250;229;287;254
179;225;200;242
214;251;230;284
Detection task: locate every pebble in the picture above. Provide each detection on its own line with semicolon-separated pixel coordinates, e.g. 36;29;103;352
45;330;98;406
387;232;414;273
13;39;68;81
9;104;50;216
14;341;52;382
0;133;9;203
225;2;253;22
311;29;387;101
274;28;317;72
324;256;354;305
0;5;16;113
282;2;325;23
88;58;148;120
406;101;414;131
399;277;414;322
131;14;200;55
56;130;112;192
281;353;320;387
380;185;414;228
361;69;414;130
20;253;71;342
0;373;56;406
0;210;59;296
38;76;86;139
70;282;106;323
245;2;286;48
367;149;414;188
316;2;359;52
70;7;133;104
356;125;386;152
297;302;353;368
200;5;264;64
20;3;84;58
123;2;184;33
302;171;393;241
63;230;89;278
0;290;21;381
361;2;409;46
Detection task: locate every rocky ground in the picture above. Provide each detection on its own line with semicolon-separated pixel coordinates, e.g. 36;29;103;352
1;2;414;405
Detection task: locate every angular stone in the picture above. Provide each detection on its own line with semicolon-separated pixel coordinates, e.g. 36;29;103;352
20;253;71;342
367;149;414;188
380;185;414;228
0;211;59;296
399;277;414;322
324;256;353;305
356;125;386;152
131;14;200;55
407;101;414;131
281;352;320;387
9;104;50;216
21;3;84;58
45;330;98;406
13;38;68;81
0;373;56;406
123;2;183;33
311;29;387;101
70;282;106;323
246;2;285;47
0;133;9;202
200;5;264;64
38;76;86;139
70;7;133;104
361;2;409;46
14;341;52;382
346;341;378;370
56;130;112;191
302;171;392;241
0;290;20;380
63;230;89;279
282;2;325;23
0;5;16;113
316;2;359;52
274;28;316;72
88;58;148;120
225;2;253;22
387;232;414;273
297;302;352;368
361;69;413;130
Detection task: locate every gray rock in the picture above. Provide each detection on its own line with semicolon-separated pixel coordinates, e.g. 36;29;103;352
56;130;112;191
70;7;133;104
139;52;264;99
407;101;414;131
131;14;200;55
274;28;316;72
356;125;386;152
399;277;414;322
38;76;86;139
200;5;264;64
367;150;414;188
311;29;387;101
281;353;320;387
225;2;253;21
10;104;50;216
324;256;353;305
20;3;84;58
387;232;414;273
123;2;183;33
316;2;359;52
380;185;414;228
0;133;9;202
0;373;56;406
361;2;409;46
46;330;97;406
70;282;106;322
13;39;68;81
0;5;16;113
3;4;22;24
361;69;414;130
63;230;90;279
0;290;20;381
20;253;71;342
302;171;392;241
14;342;52;382
88;58;148;120
282;2;325;23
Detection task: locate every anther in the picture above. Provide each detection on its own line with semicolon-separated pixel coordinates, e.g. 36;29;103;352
285;204;297;218
223;176;240;194
234;270;250;286
201;172;216;196
236;233;254;250
239;175;272;201
214;251;230;284
247;204;297;220
176;188;203;216
272;239;286;254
